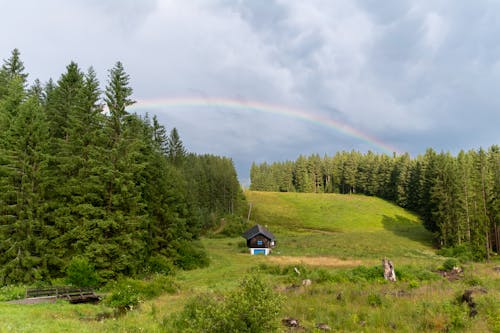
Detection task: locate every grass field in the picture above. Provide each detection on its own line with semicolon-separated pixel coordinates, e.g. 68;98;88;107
1;191;499;332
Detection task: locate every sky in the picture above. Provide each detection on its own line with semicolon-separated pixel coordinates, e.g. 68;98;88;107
2;0;500;183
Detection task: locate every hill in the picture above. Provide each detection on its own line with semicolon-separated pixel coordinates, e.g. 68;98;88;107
247;191;436;264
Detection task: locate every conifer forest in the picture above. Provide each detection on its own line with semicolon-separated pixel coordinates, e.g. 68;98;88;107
0;49;244;285
250;148;500;260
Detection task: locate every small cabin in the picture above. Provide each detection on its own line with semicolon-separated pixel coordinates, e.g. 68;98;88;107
242;224;275;255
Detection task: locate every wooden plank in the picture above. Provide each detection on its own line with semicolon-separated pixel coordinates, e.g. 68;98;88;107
26;286;95;299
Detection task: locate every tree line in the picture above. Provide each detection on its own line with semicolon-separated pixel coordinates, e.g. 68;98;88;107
0;49;245;285
250;147;499;260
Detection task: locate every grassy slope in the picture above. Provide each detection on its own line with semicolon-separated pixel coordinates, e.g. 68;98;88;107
248;191;437;263
1;191;498;332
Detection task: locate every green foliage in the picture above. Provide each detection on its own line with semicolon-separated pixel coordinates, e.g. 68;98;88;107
219;215;250;237
367;293;383;307
0;285;25;301
442;258;460;271
171;275;284;333
105;274;178;310
65;257;99;287
145;255;176;275
105;279;142;310
173;240;210;270
437;244;474;262
395;265;441;282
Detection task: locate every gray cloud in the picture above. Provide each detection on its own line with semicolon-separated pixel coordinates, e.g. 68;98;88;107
1;0;499;180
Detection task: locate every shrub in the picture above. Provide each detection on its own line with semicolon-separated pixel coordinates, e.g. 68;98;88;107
171;275;284;332
437;244;474;262
219;215;250;237
174;240;209;270
105;279;142;310
146;255;176;275
65;257;99;287
442;258;460;271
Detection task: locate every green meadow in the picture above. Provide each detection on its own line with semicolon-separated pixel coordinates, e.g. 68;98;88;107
1;191;499;332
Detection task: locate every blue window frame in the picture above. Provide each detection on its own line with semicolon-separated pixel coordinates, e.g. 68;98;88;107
257;240;263;246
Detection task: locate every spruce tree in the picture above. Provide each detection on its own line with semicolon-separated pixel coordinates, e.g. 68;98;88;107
167;127;186;166
0;89;51;284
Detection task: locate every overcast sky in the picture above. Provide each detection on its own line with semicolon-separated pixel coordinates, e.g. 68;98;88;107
2;0;500;182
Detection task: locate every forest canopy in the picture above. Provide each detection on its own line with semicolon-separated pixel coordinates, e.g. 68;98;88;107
0;49;245;285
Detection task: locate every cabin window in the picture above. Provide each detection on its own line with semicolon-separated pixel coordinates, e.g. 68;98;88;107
257;240;263;246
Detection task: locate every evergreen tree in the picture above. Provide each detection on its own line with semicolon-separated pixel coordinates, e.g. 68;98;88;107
0;89;51;284
0;49;28;99
167;127;186;166
152;115;168;155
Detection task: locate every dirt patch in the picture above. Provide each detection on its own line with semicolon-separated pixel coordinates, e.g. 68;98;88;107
267;256;361;267
435;268;463;282
297;227;339;235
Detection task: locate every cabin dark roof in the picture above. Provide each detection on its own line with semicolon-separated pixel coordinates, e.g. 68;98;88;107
242;224;275;241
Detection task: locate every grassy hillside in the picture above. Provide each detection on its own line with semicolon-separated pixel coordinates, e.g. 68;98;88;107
1;191;498;332
247;191;436;264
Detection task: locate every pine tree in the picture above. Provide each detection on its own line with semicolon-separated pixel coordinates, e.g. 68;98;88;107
0;88;51;284
167;127;186;166
0;49;28;99
152;115;168;155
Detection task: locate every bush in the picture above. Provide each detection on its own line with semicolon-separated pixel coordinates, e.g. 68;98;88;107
437;244;474;262
146;255;176;275
219;215;250;237
105;279;142;310
174;240;209;270
442;258;460;271
65;257;99;287
171;275;284;332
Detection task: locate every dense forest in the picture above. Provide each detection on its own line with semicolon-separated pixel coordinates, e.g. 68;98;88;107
250;148;500;260
0;49;245;285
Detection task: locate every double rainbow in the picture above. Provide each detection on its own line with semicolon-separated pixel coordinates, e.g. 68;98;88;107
131;97;399;155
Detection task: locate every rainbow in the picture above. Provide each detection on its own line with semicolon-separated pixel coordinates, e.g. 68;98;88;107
130;97;399;154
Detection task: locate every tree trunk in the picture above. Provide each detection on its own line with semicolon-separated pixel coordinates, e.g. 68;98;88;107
382;258;396;282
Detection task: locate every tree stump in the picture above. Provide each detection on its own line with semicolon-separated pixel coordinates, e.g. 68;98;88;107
382;258;397;282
